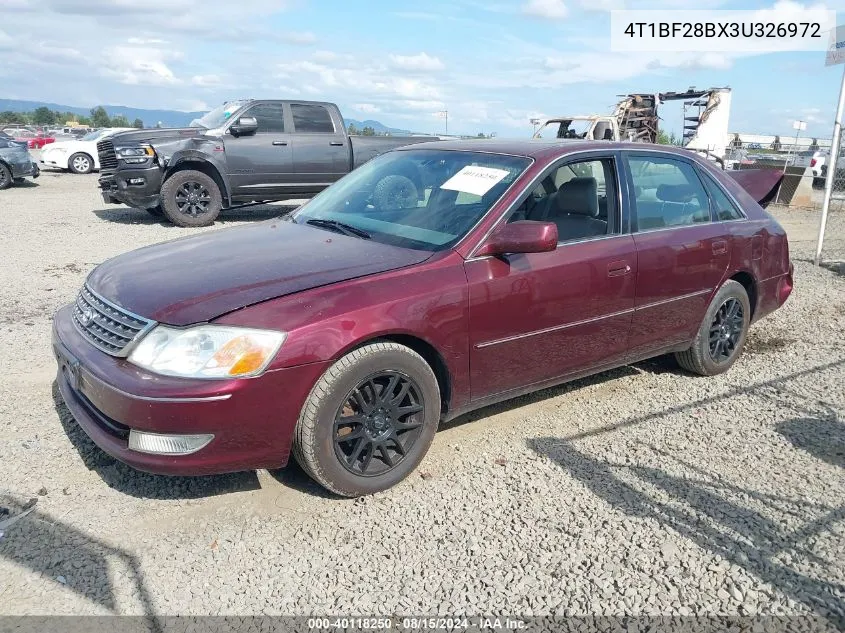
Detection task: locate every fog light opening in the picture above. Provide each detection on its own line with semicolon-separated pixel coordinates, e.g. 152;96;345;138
128;431;214;455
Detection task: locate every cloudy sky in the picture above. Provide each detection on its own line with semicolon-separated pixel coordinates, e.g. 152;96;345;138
1;0;843;138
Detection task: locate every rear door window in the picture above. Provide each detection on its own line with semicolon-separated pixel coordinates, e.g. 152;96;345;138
626;155;711;231
291;104;335;134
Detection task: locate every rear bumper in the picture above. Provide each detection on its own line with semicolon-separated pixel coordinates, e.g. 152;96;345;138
52;304;330;476
98;166;163;208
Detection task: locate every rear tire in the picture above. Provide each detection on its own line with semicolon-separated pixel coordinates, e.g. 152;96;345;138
293;342;440;497
675;280;750;376
68;152;93;174
160;170;222;227
0;164;12;190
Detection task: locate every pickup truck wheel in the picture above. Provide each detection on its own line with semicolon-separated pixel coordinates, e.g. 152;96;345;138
0;164;12;190
161;170;222;227
68;152;93;174
293;342;440;497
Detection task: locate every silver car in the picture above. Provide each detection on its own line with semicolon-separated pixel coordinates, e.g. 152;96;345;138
0;132;39;189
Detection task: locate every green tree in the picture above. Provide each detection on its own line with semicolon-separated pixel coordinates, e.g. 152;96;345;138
0;111;27;125
90;106;111;128
362;126;375;136
347;123;358;135
132;118;144;129
32;107;56;126
111;115;131;127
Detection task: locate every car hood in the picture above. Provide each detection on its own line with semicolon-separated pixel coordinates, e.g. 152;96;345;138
86;220;432;326
108;127;206;145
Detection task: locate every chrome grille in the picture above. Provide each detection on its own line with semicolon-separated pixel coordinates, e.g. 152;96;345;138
72;284;155;356
97;139;118;170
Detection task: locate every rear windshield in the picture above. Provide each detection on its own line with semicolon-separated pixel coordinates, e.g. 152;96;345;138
290;149;532;251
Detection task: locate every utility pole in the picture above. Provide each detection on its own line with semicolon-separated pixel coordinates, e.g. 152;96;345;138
815;69;845;265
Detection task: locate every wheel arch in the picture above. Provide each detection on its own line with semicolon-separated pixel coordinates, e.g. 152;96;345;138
164;157;230;206
727;270;758;319
338;333;452;417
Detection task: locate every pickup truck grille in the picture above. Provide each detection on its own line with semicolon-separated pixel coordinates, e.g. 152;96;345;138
97;139;118;171
72;284;155;357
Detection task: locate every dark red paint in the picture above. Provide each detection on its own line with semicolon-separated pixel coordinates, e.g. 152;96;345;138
52;140;793;476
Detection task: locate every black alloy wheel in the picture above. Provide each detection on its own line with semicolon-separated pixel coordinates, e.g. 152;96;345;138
174;180;213;218
333;371;425;476
0;164;11;190
709;298;744;363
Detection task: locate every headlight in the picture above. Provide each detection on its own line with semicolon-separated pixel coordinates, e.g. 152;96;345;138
128;325;286;379
116;145;154;158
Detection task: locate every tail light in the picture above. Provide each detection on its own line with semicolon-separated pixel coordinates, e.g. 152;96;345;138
810;158;817;167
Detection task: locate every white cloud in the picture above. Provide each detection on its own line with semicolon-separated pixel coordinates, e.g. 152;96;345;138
353;103;381;113
281;31;317;45
191;74;223;87
522;0;568;19
101;46;180;85
389;52;445;72
127;37;167;45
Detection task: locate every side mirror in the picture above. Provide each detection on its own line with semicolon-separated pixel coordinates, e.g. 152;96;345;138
475;221;558;257
229;116;258;137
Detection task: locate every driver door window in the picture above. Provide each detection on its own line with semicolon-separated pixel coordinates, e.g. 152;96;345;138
241;103;286;133
508;157;619;243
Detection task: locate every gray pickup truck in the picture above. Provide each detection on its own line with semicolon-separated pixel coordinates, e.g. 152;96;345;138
98;99;439;226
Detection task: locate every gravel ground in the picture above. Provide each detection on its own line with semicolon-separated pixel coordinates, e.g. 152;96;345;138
0;169;844;620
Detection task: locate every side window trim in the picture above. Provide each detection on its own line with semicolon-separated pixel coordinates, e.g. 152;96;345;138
696;166;748;222
624;152;712;234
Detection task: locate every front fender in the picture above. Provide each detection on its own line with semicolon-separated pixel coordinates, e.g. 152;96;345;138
154;143;231;204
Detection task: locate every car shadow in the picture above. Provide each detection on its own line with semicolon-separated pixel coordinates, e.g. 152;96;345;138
92;204;297;227
51;381;261;500
14;179;39;188
0;494;159;617
776;407;845;469
440;357;680;433
525;358;845;622
529;436;845;622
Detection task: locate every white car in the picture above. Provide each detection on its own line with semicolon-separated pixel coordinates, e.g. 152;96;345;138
40;128;133;174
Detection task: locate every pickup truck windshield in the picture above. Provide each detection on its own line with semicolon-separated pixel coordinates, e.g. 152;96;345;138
189;101;249;129
291;149;531;251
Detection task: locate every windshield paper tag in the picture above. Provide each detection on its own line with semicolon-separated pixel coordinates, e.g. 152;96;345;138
440;166;510;197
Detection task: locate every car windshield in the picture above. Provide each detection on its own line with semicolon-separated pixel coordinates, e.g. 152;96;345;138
189;101;249;129
81;130;105;141
291;149;532;251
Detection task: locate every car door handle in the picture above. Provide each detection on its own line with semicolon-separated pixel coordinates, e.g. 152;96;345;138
272;141;288;146
712;240;728;255
329;141;344;146
607;261;632;278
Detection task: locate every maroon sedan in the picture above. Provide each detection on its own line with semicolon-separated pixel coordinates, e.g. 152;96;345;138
52;140;793;496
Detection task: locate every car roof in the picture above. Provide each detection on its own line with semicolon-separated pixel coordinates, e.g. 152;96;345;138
395;138;703;162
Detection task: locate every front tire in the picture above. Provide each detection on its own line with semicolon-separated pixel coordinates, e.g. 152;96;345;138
160;170;222;227
293;342;441;497
0;164;12;190
675;280;750;376
68;152;93;174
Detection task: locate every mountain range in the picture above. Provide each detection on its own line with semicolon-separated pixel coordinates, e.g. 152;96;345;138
0;99;412;135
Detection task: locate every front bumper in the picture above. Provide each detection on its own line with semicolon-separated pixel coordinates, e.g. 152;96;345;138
52;304;330;476
98;165;163;208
